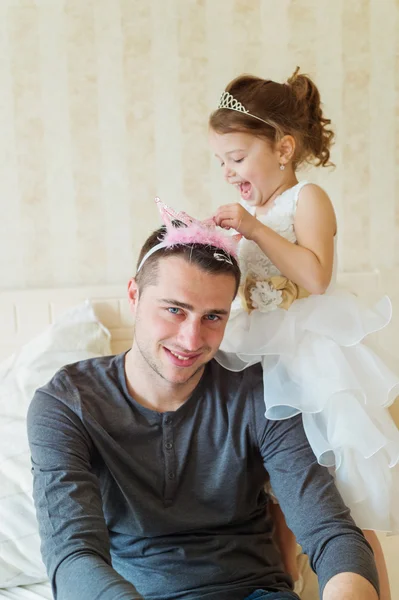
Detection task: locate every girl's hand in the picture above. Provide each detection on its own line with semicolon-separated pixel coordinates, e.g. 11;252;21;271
213;203;258;240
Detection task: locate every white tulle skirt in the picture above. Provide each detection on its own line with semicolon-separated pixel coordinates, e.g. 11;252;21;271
216;290;399;533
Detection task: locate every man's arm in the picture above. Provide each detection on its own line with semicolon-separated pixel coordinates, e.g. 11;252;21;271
256;411;380;599
27;386;141;600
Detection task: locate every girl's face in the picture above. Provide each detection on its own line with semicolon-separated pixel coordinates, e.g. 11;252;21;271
209;130;285;208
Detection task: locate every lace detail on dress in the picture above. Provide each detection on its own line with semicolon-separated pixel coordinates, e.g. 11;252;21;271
238;182;306;283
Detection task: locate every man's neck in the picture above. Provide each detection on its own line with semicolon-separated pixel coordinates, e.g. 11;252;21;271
124;347;205;413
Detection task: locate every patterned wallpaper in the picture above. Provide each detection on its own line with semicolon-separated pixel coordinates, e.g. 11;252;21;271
1;0;399;589
0;0;398;289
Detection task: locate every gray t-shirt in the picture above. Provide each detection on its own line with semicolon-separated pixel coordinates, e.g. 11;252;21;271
27;354;378;600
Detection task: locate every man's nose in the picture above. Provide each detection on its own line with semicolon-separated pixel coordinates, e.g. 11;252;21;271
178;319;204;351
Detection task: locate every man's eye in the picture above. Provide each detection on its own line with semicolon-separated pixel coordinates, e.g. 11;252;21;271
233;158;244;163
205;314;220;322
168;307;181;314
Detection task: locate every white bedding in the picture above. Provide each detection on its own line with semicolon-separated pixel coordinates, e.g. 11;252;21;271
0;583;51;600
0;301;112;590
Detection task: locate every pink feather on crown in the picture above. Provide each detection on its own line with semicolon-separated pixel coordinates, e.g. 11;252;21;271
155;197;240;258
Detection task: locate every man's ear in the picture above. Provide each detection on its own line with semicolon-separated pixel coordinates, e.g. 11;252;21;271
127;278;139;314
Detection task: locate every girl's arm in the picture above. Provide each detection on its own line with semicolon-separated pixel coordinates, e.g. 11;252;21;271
323;573;379;600
214;184;337;294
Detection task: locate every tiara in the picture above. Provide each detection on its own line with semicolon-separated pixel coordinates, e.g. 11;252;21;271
217;91;269;126
136;198;240;273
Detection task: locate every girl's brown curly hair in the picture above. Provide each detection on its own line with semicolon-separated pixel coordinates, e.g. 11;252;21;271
209;67;334;169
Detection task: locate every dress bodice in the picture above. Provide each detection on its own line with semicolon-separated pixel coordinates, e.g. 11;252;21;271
238;181;337;292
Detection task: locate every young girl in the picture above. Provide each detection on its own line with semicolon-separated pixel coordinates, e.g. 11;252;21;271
209;68;399;599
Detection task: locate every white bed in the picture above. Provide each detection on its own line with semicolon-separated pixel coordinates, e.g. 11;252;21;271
0;583;52;600
0;286;133;600
0;285;396;599
0;285;133;362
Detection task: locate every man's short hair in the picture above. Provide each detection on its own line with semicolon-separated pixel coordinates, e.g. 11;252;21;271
135;226;241;296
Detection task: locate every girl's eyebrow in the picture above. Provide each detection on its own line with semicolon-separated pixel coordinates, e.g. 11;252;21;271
214;148;246;158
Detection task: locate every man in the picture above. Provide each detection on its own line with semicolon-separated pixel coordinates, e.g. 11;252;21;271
28;223;379;600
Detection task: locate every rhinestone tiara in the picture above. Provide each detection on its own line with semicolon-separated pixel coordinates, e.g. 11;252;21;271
217;91;269;126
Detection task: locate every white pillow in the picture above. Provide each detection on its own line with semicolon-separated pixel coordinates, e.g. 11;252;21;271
0;300;111;420
0;301;111;588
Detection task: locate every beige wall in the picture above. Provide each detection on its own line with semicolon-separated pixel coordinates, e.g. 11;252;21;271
4;0;399;381
1;0;399;591
0;0;398;288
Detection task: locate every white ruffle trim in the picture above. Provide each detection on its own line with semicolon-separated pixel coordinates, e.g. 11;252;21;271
216;291;399;532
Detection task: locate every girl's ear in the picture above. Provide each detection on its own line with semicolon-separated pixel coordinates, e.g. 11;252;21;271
278;135;296;166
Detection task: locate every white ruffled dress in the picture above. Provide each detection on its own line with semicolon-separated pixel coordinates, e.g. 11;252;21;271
216;181;399;532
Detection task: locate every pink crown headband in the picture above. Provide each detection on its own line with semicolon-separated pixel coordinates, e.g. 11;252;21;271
136;198;240;273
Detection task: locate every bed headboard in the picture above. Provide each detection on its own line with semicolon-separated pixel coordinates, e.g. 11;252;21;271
0;285;133;360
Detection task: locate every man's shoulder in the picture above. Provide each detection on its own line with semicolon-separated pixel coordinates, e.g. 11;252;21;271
205;361;267;446
208;360;264;400
38;353;124;404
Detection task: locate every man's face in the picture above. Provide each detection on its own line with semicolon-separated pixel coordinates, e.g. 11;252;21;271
129;255;236;386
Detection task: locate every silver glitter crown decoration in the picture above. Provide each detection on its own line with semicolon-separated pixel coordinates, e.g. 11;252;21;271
217;91;269;125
